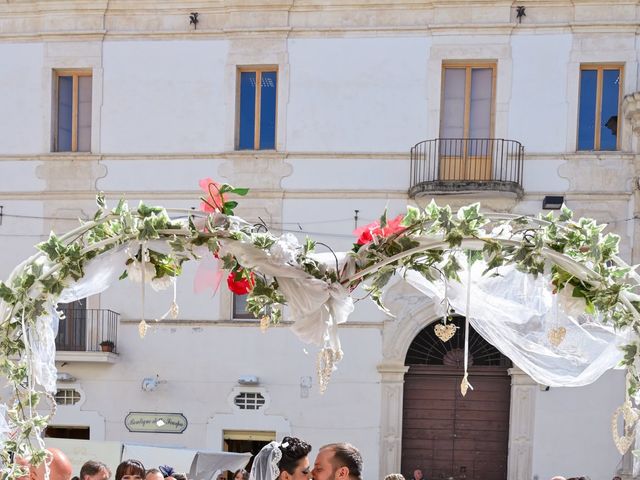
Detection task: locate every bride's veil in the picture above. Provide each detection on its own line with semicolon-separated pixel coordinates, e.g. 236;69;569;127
249;442;282;480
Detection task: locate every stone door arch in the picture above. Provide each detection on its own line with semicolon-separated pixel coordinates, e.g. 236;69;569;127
377;282;537;480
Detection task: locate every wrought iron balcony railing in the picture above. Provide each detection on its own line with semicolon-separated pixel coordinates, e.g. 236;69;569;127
55;308;119;353
409;138;524;198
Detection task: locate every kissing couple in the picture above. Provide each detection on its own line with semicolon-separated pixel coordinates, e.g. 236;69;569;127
248;438;362;480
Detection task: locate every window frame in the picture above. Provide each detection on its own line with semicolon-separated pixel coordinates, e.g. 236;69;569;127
235;66;278;151
54;388;82;406
439;61;497;140
53;69;92;153
577;63;624;151
232;293;257;320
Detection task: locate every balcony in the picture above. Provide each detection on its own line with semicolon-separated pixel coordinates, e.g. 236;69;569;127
55;308;119;363
409;138;524;198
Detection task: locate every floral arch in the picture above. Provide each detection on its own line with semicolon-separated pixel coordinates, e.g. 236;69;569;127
1;179;639;477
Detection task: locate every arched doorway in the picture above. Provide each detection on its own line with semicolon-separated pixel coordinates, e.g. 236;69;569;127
401;316;512;480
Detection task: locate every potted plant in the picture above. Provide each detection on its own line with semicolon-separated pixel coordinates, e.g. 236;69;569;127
99;340;115;352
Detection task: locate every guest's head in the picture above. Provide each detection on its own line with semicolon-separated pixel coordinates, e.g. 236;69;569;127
79;461;111;480
18;448;74;480
233;470;248;480
115;460;145;480
312;443;362;480
413;470;423;480
385;474;405;480
145;469;163;480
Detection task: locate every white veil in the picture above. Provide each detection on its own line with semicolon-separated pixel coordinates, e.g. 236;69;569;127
248;442;282;480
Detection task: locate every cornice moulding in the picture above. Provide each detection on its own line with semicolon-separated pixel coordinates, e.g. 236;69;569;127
0;1;638;38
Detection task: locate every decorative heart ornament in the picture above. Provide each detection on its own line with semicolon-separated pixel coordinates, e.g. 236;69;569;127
547;326;566;347
434;323;457;342
612;400;639;454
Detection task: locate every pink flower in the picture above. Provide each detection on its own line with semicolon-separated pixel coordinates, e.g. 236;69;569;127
353;214;406;245
199;178;225;213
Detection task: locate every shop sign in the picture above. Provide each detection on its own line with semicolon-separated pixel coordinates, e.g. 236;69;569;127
125;412;188;434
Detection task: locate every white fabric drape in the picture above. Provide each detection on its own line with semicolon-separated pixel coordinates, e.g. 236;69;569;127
398;258;628;387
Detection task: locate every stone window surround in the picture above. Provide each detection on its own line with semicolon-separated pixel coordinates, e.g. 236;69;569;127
223;38;290;153
42;42;104;155
426;41;513;141
566;33;638;153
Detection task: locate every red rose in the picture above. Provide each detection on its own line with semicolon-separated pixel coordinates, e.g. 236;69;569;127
227;270;255;295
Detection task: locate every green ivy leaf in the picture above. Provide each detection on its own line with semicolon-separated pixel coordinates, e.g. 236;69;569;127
96;192;106;209
304;237;316;255
401;206;421;227
0;282;14;302
37;233;67;261
230;187;249;196
558;205;573;222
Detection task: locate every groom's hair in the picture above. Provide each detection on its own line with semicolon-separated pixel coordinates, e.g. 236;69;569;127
320;443;362;480
278;437;312;474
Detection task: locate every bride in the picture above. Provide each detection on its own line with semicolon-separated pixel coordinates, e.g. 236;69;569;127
249;437;312;480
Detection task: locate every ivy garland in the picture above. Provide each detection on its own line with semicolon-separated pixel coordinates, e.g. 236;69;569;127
0;181;638;477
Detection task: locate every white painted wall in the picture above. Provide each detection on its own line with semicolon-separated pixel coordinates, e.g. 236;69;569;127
0;43;45;154
532;369;626;480
509;34;572;153
286;37;430;152
101;40;229;154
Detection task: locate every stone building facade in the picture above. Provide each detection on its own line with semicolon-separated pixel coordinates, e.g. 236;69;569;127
0;1;639;479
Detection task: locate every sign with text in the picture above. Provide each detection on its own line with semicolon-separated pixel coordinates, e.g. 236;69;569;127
125;412;188;434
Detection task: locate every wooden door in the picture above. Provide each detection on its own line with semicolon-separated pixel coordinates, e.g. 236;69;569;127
402;317;511;480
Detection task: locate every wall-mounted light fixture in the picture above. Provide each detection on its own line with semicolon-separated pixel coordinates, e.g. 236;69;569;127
542;195;564;210
238;375;259;386
141;374;166;392
189;12;199;30
516;6;526;23
56;372;76;383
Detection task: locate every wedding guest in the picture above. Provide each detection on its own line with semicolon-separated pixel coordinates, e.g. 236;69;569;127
411;470;423;480
385;474;405;480
233;470;248;480
145;469;164;480
17;448;74;480
74;461;111;480
115;460;145;480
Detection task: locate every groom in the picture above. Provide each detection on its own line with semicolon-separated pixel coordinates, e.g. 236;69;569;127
311;443;363;480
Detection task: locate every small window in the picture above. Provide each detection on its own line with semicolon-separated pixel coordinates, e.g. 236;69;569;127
233;294;256;320
234;392;266;410
578;65;623;151
54;70;92;152
237;68;277;150
54;389;81;406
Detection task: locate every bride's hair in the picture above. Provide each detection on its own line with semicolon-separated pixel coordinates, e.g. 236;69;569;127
277;437;312;475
